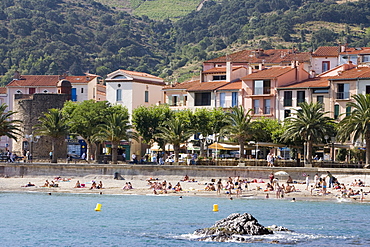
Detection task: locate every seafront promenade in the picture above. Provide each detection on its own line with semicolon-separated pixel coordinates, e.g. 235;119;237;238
1;162;370;180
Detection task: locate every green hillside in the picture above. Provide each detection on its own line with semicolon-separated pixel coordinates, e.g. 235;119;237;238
95;0;201;20
1;0;370;85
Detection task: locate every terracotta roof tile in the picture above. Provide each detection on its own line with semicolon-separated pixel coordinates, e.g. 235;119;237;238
218;80;242;90
312;46;339;57
65;75;97;84
7;75;97;87
115;69;163;80
187;81;231;91
7;75;60;87
205;49;302;64
241;67;294;80
330;66;370;79
163;79;200;90
279;77;331;89
0;87;6;94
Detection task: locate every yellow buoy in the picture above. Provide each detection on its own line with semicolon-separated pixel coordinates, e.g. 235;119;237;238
213;204;218;212
95;203;102;211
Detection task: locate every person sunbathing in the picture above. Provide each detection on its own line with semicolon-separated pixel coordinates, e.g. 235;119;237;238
74;181;81;188
22;182;35;187
41;180;49;187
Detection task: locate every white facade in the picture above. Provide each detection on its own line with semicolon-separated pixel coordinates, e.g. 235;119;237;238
105;69;165;115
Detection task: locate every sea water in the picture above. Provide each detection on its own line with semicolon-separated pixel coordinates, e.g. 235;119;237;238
1;192;370;246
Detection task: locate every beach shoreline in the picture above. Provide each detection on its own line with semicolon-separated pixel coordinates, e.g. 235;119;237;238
1;173;369;203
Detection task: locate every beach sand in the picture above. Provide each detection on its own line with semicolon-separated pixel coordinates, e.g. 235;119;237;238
1;173;369;202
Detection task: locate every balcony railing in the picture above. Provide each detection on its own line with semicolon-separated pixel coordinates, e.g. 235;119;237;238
253;107;273;115
336;92;350;100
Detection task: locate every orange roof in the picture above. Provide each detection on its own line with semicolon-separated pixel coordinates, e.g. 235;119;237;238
338;47;370;55
330;67;370;80
187;81;231;91
205;49;304;64
114;69;163;80
241;67;294;80
163;79;200;90
7;75;60;87
0;87;6;94
312;46;339;57
218;80;242;90
202;66;245;74
7;75;96;87
279;77;331;89
65;75;97;84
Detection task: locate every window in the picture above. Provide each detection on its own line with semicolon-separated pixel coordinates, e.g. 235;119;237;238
220;93;225;107
284;110;291;118
184;95;187;106
232;92;238;107
346;106;351;116
297;91;305;106
284;91;292;106
366;85;370;94
116;89;122;101
322;61;330;72
81;88;84;93
337;83;350;99
317;96;324;108
29;88;36;94
253;99;260;114
334;105;339;119
363;55;370;62
264;99;271;114
71;88;77;102
195;92;211;106
171;95;178;106
212;75;226;81
145;91;149;103
254;80;271;95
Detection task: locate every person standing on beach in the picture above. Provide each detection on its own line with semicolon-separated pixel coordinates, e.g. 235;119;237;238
322;178;327;195
314;173;319;188
217;179;223;194
305;175;310;190
326;171;334;188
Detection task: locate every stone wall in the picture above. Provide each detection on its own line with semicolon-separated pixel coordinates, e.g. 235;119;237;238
0;163;369;180
12;93;69;158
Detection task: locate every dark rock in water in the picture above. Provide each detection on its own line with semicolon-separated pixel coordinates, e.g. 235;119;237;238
194;213;273;242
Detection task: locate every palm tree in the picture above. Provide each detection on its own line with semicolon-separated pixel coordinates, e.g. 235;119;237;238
36;108;69;163
338;94;370;167
281;102;334;165
0;103;22;141
223;106;253;160
96;112;137;164
155;117;194;162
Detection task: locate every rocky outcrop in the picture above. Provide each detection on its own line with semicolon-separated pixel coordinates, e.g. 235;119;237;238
193;213;273;242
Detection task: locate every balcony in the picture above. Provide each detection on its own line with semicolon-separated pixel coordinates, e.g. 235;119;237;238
336;92;350;100
253;107;273;115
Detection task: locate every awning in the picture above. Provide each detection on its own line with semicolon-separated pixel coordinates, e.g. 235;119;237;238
208;143;239;150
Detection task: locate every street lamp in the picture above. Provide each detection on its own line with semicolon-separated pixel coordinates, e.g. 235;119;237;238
25;134;40;162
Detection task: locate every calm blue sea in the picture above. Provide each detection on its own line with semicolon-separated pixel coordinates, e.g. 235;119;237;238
1;192;369;246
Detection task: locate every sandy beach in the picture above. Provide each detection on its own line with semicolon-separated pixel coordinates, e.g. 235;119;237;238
1;172;370;202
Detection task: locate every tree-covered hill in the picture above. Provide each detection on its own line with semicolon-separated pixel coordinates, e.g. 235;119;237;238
0;0;173;84
2;0;370;85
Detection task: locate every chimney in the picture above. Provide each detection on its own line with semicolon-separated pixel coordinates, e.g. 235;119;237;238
310;70;316;78
13;70;21;80
259;63;265;70
341;44;347;53
248;65;253;75
226;60;232;82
